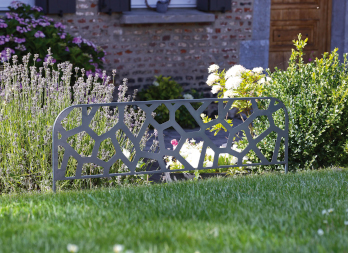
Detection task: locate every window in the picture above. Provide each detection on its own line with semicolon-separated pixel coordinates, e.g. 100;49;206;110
0;0;35;11
131;0;197;8
35;0;76;15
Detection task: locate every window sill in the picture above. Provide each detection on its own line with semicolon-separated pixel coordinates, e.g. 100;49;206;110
120;8;215;24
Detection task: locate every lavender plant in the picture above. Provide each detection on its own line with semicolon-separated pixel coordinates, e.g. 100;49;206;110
0;49;155;193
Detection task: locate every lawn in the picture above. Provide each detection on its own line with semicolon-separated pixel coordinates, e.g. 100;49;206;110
0;168;348;253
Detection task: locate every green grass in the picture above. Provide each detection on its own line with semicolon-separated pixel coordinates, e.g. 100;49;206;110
1;168;348;253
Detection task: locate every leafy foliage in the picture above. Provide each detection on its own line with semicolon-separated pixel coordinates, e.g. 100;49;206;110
0;1;105;76
260;34;348;169
138;75;201;128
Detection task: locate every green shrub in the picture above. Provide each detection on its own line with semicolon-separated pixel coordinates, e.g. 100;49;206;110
0;1;105;76
249;34;348;170
138;75;201;128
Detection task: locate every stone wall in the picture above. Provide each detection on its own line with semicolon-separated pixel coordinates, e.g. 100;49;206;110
331;0;348;61
50;0;254;96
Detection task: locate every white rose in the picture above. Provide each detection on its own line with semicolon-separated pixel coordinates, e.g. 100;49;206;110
206;73;220;86
208;64;219;73
211;85;222;94
223;89;236;98
225;65;246;78
252;67;263;74
225;76;243;90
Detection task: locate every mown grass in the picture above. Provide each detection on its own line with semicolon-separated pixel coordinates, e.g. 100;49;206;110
0;168;348;253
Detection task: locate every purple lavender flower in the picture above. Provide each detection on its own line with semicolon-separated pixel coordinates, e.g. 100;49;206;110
86;70;92;76
44;55;56;63
65;47;69;52
34;31;45;38
36;58;41;62
60;33;66;39
0;23;8;28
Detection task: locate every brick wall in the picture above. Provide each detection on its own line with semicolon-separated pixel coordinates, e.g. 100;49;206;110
51;0;254;97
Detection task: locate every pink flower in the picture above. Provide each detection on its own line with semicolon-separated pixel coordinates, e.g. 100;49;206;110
171;139;178;147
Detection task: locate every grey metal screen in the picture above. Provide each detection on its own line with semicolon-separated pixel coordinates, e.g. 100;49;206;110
52;97;288;192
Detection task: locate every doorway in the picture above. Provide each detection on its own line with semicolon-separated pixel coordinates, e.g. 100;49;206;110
269;0;332;71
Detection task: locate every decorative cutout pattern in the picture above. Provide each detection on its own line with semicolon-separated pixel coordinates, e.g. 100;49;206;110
52;98;289;192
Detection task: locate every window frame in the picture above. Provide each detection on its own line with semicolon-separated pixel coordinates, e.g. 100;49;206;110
131;0;197;9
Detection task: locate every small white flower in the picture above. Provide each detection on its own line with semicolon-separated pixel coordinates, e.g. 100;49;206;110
258;76;272;85
231;156;238;164
153;81;159;86
206;147;214;158
225;76;243;90
211;85;222;94
322;209;327;215
344;221;348;226
208;64;219;73
206;73;220;86
67;244;79;253
183;94;194;99
232;144;242;153
225;64;246;78
323;220;328;224
317;229;324;236
252;67;263;74
113;244;125;253
205;161;213;167
122;149;131;159
200;113;206;118
328;208;334;213
223;89;237;98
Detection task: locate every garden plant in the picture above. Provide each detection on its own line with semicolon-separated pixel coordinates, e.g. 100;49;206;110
138;75;202;128
257;34;348;169
0;1;105;76
201;34;348;172
0;49;156;193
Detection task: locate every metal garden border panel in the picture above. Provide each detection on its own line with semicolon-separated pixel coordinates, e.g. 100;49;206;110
52;97;289;192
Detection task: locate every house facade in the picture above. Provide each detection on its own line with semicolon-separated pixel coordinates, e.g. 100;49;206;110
2;0;347;96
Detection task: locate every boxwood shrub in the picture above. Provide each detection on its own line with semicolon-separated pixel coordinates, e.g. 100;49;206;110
248;35;348;170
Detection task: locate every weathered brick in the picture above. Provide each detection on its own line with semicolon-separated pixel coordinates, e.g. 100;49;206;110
51;0;254;97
